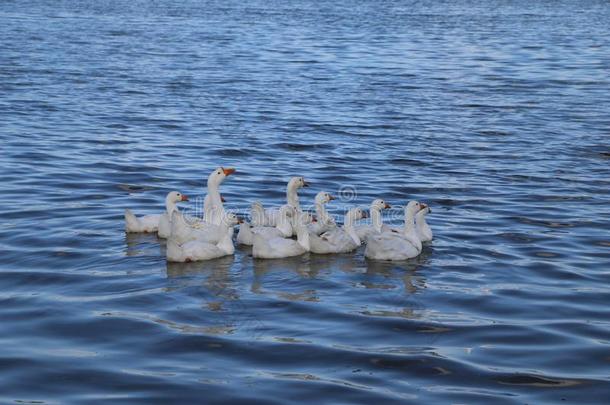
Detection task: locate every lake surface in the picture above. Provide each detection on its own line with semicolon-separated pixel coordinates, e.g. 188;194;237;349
1;0;610;403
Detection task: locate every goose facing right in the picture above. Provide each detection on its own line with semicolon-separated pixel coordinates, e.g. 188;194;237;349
251;176;309;227
125;191;189;234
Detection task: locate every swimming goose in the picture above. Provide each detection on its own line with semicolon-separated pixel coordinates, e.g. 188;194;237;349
309;207;368;254
388;201;424;252
125;191;189;233
252;207;311;259
203;167;235;225
355;199;391;240
157;192;190;238
166;212;240;262
364;202;430;261
251;177;309;227
307;191;337;235
236;204;294;246
415;204;433;242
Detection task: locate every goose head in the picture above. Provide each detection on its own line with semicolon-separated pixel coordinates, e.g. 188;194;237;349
418;203;431;215
288;176;309;191
220;212;241;227
207;166;236;188
404;200;422;218
345;207;368;227
166;191;189;204
371;199;391;211
165;191;189;214
353;207;368;220
315;191;335;205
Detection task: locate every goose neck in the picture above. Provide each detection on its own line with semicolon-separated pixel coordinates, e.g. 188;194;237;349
371;208;383;233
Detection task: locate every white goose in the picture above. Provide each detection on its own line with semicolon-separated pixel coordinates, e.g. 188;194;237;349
158;192;190;238
251;176;309;227
309;207;368;254
170;167;235;243
364;202;430;261
307;191;337;235
236;205;294;246
388;201;425;253
252;208;311;259
166;212;240;262
202;167;235;225
125;191;189;233
355;199;392;240
415;204;433;242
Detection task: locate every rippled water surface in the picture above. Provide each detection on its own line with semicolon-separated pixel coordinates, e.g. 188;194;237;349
2;0;610;403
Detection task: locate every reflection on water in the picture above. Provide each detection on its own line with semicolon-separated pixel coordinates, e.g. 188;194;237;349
124;232;161;257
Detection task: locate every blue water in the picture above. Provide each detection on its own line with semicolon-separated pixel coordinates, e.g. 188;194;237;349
1;0;610;403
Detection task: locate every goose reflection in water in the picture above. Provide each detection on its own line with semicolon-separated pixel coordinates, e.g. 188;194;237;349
363;245;433;294
165;255;235;296
164;255;265;336
124;232;161;257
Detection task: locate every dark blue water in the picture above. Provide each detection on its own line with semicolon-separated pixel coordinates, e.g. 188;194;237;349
1;0;610;403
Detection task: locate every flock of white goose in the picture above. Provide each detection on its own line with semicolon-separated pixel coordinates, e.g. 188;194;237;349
125;167;433;262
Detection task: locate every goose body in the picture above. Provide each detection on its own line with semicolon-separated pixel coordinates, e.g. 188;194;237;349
252;209;311;259
309;207;367;254
166;213;239;262
170;210;233;244
124;210;161;233
364;231;420;261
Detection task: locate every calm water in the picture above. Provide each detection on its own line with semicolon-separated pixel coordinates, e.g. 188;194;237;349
1;0;610;403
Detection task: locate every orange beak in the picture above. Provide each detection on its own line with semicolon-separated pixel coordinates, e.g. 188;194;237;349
420;203;428;210
237;217;244;224
221;195;226;203
384;203;391;209
181;195;189;201
222;167;236;176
